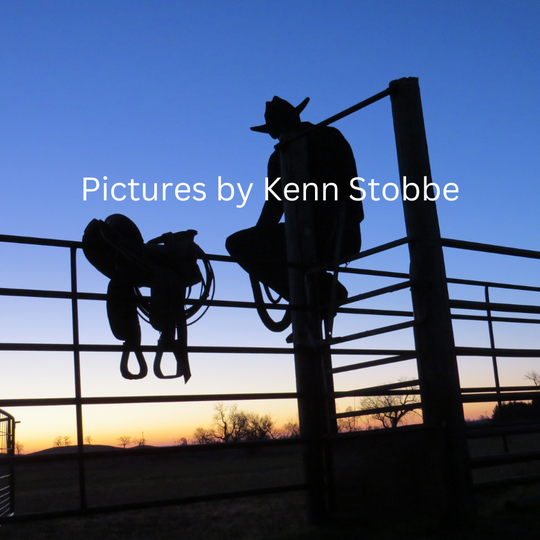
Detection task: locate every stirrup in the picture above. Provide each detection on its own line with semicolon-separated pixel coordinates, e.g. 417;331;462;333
120;344;148;380
250;275;291;332
153;339;191;382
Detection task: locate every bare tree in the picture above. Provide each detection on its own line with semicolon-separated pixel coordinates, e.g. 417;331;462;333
53;435;72;447
245;411;275;440
193;427;215;445
524;370;540;420
84;435;93;445
117;436;132;449
192;403;277;444
53;436;64;448
212;403;249;442
278;420;300;438
525;371;540;386
174;437;188;445
133;432;147;447
15;441;24;455
359;381;421;429
337;406;360;433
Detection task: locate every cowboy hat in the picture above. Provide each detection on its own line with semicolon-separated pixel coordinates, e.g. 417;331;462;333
250;96;310;133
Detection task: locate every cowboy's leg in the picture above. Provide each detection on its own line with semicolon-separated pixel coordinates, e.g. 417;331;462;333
226;223;290;300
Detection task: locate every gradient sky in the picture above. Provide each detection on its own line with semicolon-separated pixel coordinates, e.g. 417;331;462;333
1;1;540;452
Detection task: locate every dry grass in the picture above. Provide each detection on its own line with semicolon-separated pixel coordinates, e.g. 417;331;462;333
4;487;540;540
11;445;303;515
469;431;540;484
1;445;307;539
0;493;307;540
3;434;540;539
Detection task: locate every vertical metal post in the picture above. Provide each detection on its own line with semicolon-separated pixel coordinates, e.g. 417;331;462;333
485;286;508;452
9;417;15;515
389;77;475;520
70;247;87;510
279;133;334;524
485;286;503;394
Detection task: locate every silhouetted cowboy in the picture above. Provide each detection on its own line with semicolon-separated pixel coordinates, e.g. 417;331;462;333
226;96;363;330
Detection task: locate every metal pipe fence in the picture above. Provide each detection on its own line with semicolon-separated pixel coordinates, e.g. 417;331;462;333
0;229;420;522
443;237;540;489
0;408;15;517
0;80;443;524
2;230;540;520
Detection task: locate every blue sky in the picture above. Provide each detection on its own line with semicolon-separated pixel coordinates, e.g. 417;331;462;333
2;1;539;249
1;1;540;450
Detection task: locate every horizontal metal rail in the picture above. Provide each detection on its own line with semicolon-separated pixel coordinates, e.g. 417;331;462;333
343;280;411;306
352;237;409;261
442;237;540;261
275;87;391;150
338;306;413;317
331;352;417;374
0;342;295;354
334;381;420;401
0;286;413;319
336;267;409;280
335;402;421;420
462;385;540;394
335;388;420;399
474;474;540;492
313;237;409;272
471;449;540;469
0;483;308;526
450;299;540;316
326;320;415;346
452;313;540;325
0;343;416;359
0;391;299;408
467;422;540;439
0;286;294;313
448;275;540;294
0;233;80;249
334;379;422;419
455;346;540;358
462;391;540;404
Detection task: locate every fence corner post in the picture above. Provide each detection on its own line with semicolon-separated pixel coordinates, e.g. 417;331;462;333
390;76;475;523
279;133;335;525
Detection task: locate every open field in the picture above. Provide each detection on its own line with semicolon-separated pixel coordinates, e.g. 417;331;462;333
2;431;540;539
0;493;306;540
468;430;540;484
2;444;308;539
2;484;540;540
8;444;304;515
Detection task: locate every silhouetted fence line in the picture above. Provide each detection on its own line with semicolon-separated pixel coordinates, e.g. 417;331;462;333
2;216;540;519
0;408;15;518
443;237;540;490
0;228;421;522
